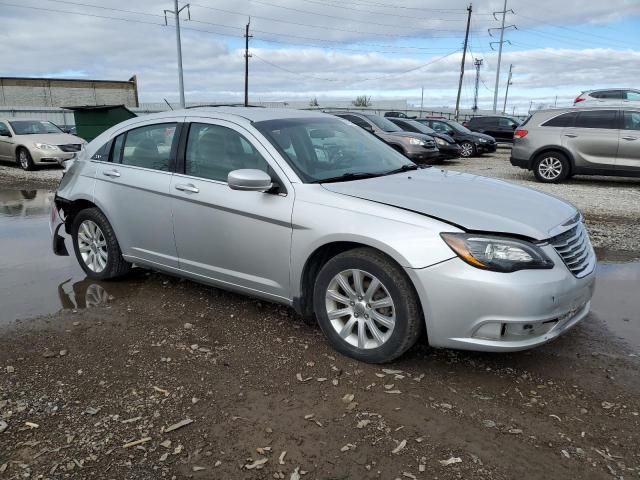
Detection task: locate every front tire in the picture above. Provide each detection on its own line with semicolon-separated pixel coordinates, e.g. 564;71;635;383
17;148;35;171
460;141;475;158
71;208;130;280
533;152;569;183
313;248;423;363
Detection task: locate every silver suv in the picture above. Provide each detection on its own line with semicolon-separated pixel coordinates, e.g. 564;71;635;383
511;107;640;183
50;108;595;363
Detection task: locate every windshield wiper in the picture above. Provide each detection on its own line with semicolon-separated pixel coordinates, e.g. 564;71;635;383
313;172;384;183
384;164;425;176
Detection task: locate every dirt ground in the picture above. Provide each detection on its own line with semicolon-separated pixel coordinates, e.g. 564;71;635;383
1;154;640;479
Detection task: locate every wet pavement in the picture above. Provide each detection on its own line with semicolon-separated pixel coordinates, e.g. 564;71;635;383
1;188;639;353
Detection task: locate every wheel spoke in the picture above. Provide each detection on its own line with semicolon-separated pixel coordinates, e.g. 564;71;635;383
371;310;395;329
326;289;350;305
357;320;367;349
335;273;356;298
79;244;91;252
352;269;365;297
364;277;380;301
365;318;385;345
328;307;352;320
98;249;108;262
369;296;393;309
338;317;357;339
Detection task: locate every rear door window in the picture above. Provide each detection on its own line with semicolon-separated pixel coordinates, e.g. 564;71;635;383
542;112;576;127
623;111;640;130
121;123;177;171
574;110;618;129
591;90;623;100
625;91;640;101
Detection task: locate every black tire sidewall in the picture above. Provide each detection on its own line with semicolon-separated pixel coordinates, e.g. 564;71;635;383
534;153;569;183
313;251;420;363
17;148;34;171
72;209;120;280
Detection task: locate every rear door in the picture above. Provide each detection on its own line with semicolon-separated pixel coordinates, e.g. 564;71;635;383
617;110;640;172
562;110;619;169
92;119;182;269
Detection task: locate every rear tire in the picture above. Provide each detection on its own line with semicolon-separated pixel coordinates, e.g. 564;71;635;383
533;152;570;183
17;148;35;171
313;248;423;363
71;208;130;280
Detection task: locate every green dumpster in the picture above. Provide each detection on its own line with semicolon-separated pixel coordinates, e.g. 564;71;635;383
64;105;137;142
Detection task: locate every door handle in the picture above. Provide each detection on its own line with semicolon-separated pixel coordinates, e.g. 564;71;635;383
175;183;199;193
102;169;120;178
621;136;637;141
564;134;578;138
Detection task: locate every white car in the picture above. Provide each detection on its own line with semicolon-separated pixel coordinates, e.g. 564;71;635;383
574;89;640;106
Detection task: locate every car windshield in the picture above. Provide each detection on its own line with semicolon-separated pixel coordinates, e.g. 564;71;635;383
363;114;403;132
9;120;63;135
447;121;472;134
255;117;415;183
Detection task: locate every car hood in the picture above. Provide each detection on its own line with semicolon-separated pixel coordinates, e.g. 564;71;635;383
431;132;456;144
381;131;434;141
322;168;577;240
16;133;84;145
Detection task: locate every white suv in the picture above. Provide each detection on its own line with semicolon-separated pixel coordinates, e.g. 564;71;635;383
574;89;640;106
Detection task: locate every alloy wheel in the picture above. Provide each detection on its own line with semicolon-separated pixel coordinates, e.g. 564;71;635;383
460;142;473;157
538;157;563;180
325;269;396;349
19;150;29;169
77;220;108;273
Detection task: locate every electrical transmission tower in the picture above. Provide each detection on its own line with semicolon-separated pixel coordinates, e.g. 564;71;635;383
472;58;483;112
164;1;191;109
489;0;516;113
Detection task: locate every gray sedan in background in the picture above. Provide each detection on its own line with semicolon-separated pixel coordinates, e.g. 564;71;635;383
50;108;596;363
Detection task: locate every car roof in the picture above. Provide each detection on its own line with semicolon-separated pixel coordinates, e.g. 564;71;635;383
584;88;638;93
533;105;638;115
140;107;335;124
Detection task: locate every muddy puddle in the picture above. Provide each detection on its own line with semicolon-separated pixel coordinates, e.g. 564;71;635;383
0;188;639;351
0;189;140;324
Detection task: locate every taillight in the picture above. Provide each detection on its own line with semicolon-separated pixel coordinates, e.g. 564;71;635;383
574;95;585;103
514;129;528;139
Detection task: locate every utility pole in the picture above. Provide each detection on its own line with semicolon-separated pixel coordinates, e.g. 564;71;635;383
244;18;253;107
472;58;483;112
164;1;190;108
420;86;424;116
489;0;516;113
502;63;513;113
454;4;472;121
554;95;558;107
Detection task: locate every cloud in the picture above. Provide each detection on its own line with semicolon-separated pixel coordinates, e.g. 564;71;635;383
1;0;639;110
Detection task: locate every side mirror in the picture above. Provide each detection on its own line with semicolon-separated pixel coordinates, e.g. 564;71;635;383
228;169;273;192
362;124;374;133
447;129;455;136
0;131;11;137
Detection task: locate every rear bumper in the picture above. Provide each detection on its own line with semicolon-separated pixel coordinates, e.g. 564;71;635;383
50;197;69;256
510;155;532;170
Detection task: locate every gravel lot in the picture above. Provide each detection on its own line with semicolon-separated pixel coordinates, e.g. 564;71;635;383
1;149;639;479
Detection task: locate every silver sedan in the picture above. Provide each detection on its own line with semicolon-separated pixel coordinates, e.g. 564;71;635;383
50;108;596;363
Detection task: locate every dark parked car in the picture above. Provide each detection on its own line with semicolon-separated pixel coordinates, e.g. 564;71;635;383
383;111;415;119
464;116;521;143
416;117;496;157
335;112;439;163
387;117;461;160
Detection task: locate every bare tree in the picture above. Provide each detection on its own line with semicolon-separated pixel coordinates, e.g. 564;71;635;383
352;95;372;107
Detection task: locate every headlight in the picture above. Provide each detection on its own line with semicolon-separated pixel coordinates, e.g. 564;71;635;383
408;137;426;146
35;143;59;151
441;233;554;272
476;138;487;143
435;137;447;147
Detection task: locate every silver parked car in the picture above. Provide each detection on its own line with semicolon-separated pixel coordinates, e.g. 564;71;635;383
0;119;86;170
574;88;640;106
50;108;596;363
511;107;640;182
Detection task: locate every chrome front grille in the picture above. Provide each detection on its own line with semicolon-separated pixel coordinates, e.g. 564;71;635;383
58;144;82;152
548;222;595;278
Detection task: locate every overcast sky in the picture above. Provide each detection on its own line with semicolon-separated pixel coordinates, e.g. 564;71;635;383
2;0;640;113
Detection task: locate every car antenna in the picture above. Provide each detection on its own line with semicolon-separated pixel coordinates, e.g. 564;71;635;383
163;99;174;111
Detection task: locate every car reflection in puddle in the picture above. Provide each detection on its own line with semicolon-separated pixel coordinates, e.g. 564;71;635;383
57;278;114;310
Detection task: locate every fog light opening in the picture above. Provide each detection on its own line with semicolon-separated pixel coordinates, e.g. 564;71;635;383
474;322;505;341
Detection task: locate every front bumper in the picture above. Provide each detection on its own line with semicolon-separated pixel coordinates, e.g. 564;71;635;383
437;144;462;160
32;149;76;165
406;146;440;163
475;142;497;153
407;249;596;352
